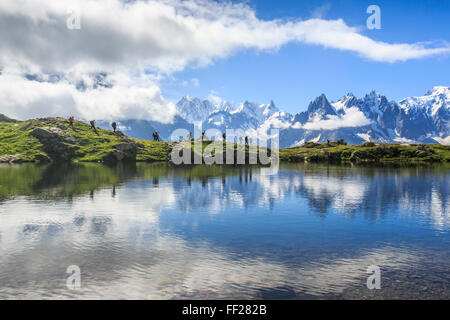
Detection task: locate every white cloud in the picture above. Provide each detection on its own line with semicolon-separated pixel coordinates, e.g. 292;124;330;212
299;107;372;130
0;0;448;121
0;73;176;122
1;0;447;74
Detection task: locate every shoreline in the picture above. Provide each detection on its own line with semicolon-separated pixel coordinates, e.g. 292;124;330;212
1;117;449;165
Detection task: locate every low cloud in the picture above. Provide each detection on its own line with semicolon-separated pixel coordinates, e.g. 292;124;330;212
0;73;176;122
295;107;372;130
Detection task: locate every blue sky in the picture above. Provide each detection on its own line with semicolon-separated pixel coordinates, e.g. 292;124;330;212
160;0;450;114
1;0;449;121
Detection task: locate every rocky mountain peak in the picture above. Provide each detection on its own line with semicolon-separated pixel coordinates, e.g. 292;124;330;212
307;94;336;118
169;87;448;147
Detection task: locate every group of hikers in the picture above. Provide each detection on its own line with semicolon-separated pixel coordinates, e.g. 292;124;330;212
69;115;162;141
67;116;252;144
222;133;252;145
186;132;251;145
68;116;112;135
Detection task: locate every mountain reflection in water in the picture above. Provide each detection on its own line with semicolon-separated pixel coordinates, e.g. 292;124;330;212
0;163;448;299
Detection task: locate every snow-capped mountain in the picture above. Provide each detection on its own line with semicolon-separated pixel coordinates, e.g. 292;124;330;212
99;86;449;147
173;97;280;135
176;96;219;123
398;86;449;144
277;87;449;147
202;100;279;132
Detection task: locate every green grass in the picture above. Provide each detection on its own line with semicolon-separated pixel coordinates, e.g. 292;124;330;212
1;118;449;164
0;118;170;162
280;143;450;164
135;139;171;162
178;139;270;157
0;121;47;161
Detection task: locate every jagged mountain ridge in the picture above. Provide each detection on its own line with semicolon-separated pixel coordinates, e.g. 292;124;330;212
98;87;449;147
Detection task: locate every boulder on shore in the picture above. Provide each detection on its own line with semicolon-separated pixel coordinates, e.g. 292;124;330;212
102;140;139;162
0;154;24;163
30;127;78;160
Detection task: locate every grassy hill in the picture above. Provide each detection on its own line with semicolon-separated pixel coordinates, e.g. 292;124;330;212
279;141;450;164
0;116;449;164
0;117;170;163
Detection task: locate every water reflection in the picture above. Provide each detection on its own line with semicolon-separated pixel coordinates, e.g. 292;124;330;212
0;163;449;299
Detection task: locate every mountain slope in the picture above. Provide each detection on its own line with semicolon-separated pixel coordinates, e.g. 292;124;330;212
0;113;19;123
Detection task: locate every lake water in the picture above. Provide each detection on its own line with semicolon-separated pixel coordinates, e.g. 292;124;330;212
0;162;448;299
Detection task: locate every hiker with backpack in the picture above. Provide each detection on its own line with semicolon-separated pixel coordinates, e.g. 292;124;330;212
90;120;98;134
68;116;75;128
112;122;117;133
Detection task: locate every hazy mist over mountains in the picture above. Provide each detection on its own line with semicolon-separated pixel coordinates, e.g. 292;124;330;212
98;86;449;148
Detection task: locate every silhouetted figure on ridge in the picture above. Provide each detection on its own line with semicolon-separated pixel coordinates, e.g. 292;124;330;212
90;120;98;134
112;122;117;133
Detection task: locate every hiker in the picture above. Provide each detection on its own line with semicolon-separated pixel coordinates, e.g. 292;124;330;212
68;116;74;127
245;136;249;145
153;132;160;141
90;120;98;133
112;121;117;133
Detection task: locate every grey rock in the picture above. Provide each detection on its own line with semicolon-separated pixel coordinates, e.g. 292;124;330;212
0;154;24;163
19;122;33;131
30;127;78;160
30;127;64;139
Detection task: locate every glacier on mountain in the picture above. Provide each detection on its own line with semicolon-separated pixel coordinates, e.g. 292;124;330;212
99;86;449;147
